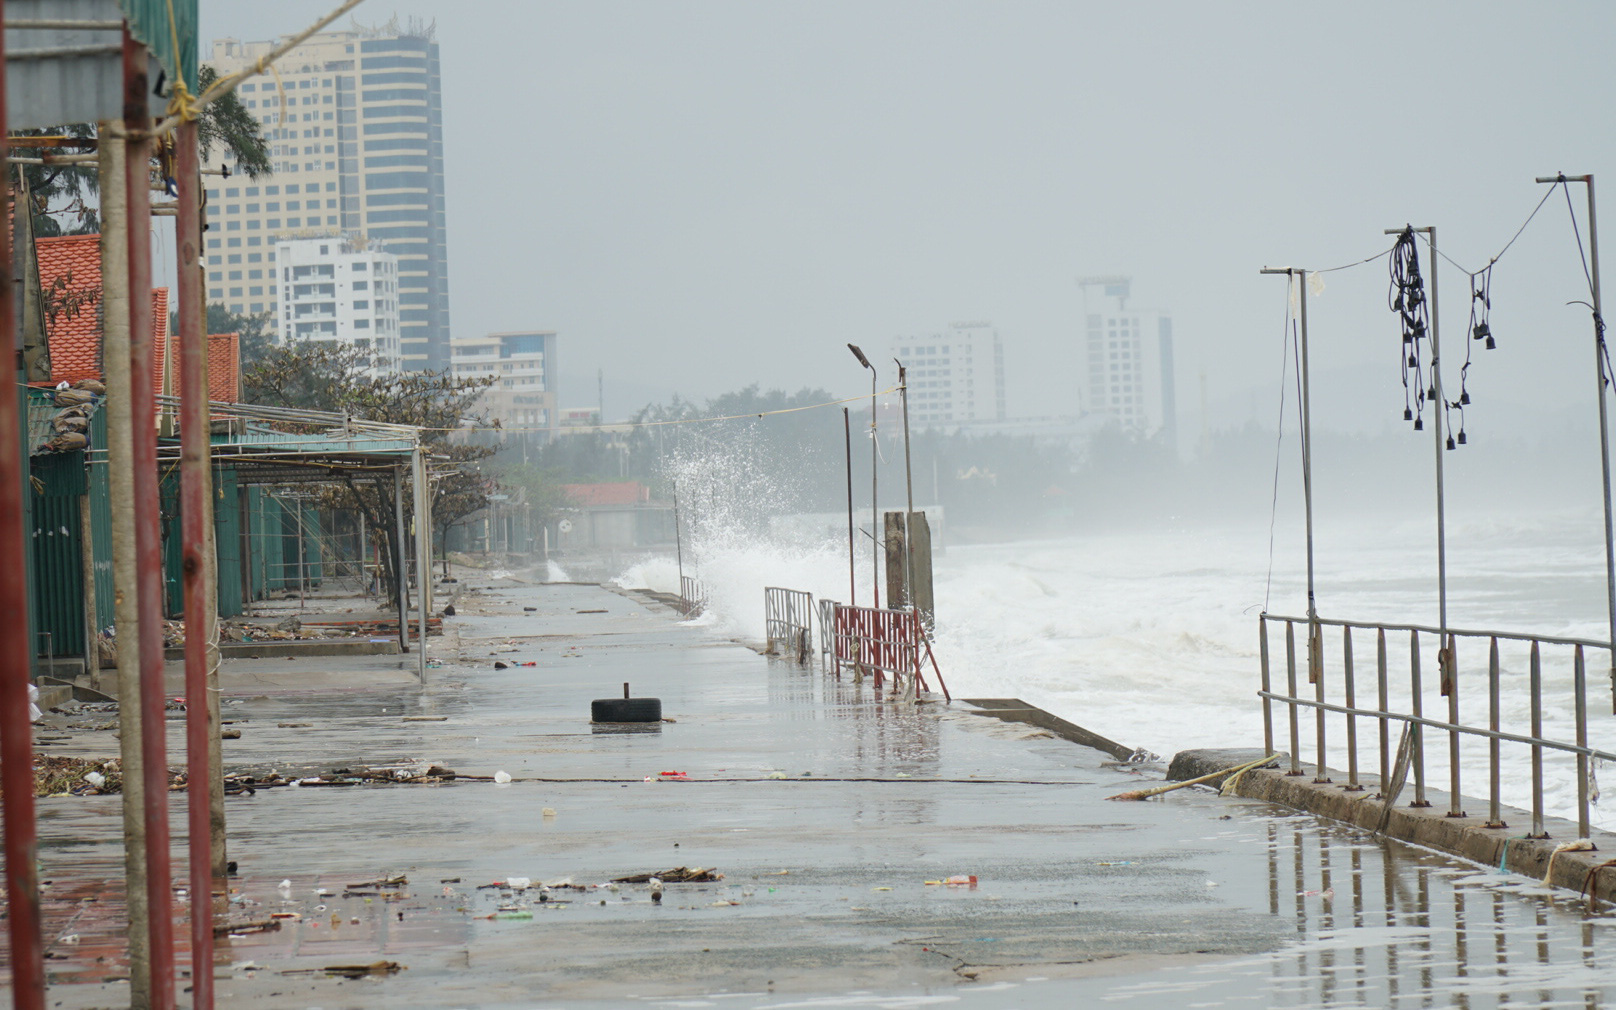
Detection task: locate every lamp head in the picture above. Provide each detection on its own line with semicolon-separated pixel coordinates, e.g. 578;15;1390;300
847;343;872;369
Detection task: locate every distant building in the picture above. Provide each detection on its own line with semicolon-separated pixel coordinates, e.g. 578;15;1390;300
451;330;558;431
1078;277;1176;445
890;321;1006;427
274;236;402;374
207;20;450;371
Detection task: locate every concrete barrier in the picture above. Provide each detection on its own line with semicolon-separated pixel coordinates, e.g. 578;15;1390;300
1171;747;1616;905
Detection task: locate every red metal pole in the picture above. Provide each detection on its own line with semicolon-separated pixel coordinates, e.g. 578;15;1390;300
175;116;214;1010
0;4;48;1004
124;28;175;1007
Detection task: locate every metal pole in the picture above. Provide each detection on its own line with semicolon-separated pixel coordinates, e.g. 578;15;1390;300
844;407;855;607
101;119;152;1008
125;26;175;1007
896;360;915;611
1387;225;1459;815
1486;636;1503;829
175;115;216;1010
394;466;409;653
869;367;878;609
1538;174;1616;713
672;479;683;585
1261;267;1320;720
0;1;47;998
413;448;429;681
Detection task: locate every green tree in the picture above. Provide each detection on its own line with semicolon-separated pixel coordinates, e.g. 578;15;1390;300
11;64;269;237
243;342;497;603
205;303;276;365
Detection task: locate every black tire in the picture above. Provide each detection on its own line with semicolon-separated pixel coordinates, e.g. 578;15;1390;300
592;697;662;723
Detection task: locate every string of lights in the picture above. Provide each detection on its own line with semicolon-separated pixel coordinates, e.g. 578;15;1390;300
1389;227;1434;433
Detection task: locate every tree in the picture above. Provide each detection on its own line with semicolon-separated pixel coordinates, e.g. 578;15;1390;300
243;342;497;604
11;64;269;237
196;66;271;177
205;303;276;365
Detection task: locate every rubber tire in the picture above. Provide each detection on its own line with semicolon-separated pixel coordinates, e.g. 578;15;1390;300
592;697;662;723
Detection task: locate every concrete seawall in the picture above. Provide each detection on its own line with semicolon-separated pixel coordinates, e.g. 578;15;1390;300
1171;748;1616;904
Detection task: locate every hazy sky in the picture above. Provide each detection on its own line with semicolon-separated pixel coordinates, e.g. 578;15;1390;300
200;1;1616;436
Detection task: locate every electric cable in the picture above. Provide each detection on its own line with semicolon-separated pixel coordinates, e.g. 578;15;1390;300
1558;182;1616;392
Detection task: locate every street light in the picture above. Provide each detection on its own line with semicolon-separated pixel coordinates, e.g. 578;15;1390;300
848;343;878;608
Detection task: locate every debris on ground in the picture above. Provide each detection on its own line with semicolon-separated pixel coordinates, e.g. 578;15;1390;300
278;961;405;979
611;867;723;884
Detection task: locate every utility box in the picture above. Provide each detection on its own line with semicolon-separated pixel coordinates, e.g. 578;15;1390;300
883;510;934;629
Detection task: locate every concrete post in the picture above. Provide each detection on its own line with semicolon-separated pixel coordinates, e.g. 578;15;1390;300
100;119;152;1010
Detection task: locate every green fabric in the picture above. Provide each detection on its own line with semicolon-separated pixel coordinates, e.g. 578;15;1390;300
116;0;199;96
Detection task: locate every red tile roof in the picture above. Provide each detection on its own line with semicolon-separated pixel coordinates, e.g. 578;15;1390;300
35;234;102;384
563;482;651;507
208;332;240;403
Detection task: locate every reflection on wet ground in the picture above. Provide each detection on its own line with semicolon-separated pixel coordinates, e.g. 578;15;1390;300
1082;812;1616;1008
8;581;1616;1007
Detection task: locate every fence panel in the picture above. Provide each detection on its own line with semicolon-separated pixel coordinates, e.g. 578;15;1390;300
678;576;707;617
828;604;949;700
764;587;814;661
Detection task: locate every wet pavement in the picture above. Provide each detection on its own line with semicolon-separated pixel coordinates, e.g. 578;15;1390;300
11;577;1616;1007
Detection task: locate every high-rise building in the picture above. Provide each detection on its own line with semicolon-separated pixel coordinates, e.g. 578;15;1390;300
275;236;402;374
451;331;558;431
207;21;449;371
1079;277;1176;444
890;321;1006;427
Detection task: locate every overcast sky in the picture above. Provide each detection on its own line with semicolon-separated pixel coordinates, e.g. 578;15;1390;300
200;1;1616;438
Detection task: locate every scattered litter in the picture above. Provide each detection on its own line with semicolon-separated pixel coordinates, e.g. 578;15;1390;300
1297;888;1335;899
493;770;513;785
507;877;532;890
766;771;788;780
59;934;80;945
542;807;556;818
611;867;722;883
280;961;405;979
659;771;688;780
402;716;448;722
1097;861;1135;867
345;875;407;889
1545;839;1596;883
925;875;978;887
577;609;607;614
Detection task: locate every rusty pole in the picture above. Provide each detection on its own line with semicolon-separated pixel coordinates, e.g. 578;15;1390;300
175;115;215;1009
0;4;48;1004
844;407;855;607
124;27;175;1007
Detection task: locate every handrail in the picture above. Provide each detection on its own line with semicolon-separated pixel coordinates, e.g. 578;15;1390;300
1260;611;1610;652
1259;613;1607;839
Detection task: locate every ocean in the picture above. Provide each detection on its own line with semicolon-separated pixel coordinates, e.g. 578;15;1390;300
612;506;1616;831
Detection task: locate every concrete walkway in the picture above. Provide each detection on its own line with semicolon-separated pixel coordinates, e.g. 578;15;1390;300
14;577;1616;1007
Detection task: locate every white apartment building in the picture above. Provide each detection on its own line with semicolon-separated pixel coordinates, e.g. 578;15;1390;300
451;331;558;430
208;21;450;371
1079;277;1177;444
891;321;1006;427
275;237;402;373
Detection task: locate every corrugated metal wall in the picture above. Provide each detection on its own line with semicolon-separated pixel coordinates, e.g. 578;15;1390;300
29;451;87;659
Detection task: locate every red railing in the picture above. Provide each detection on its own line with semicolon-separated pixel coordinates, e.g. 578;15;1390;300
829;604;949;701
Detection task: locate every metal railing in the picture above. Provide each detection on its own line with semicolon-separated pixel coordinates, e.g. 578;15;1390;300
677;575;707;617
764;587;814;661
829;604;950;701
1260;612;1614;838
817;598;839;660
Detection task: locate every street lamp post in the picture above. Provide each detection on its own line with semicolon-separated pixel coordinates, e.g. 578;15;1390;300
848;344;879;607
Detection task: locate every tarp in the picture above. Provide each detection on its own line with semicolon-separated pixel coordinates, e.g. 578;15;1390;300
115;0;197;95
